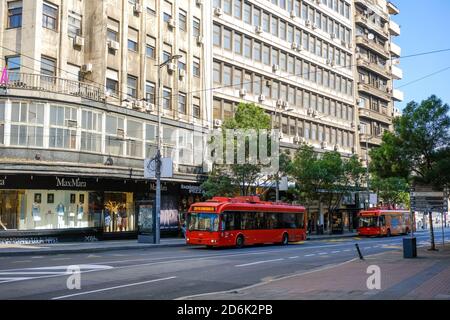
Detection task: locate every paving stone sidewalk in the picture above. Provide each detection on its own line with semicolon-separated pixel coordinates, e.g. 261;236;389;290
190;245;450;300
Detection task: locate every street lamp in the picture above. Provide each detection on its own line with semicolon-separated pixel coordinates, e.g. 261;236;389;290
154;54;181;244
274;103;294;202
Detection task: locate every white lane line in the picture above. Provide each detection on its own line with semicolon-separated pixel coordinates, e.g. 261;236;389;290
288;256;299;259
304;254;316;257
343;249;351;252
318;252;328;255
52;276;177;300
235;258;284;267
0;271;69;275
331;251;341;254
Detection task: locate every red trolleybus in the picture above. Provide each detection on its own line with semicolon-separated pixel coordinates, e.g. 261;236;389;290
186;196;307;248
358;209;412;237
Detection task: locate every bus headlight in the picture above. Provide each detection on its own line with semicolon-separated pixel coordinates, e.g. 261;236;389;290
211;240;217;243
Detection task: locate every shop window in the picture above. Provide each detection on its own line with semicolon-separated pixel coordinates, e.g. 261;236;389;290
126;119;143;158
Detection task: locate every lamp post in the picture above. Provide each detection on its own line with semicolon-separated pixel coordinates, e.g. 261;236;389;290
154;54;181;244
274;103;293;202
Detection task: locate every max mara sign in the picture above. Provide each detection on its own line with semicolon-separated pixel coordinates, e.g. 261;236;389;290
55;177;87;188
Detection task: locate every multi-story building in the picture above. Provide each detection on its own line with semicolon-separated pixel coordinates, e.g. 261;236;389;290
0;0;401;240
353;0;402;159
0;0;211;240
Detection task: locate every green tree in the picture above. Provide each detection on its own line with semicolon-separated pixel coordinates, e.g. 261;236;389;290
369;95;450;250
370;176;409;208
201;103;272;197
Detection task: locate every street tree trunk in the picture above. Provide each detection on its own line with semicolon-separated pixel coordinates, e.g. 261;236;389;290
429;211;437;251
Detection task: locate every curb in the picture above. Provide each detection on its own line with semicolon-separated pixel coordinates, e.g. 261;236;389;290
0;242;186;257
307;234;357;241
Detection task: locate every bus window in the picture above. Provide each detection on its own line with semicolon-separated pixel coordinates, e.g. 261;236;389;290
255;212;266;229
359;216;378;227
187;213;220;232
379;215;386;227
297;212;305;228
281;213;297;229
222;211;241;231
265;213;279;229
241;212;256;230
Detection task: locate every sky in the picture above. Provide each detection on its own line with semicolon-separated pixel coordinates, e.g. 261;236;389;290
393;0;450;110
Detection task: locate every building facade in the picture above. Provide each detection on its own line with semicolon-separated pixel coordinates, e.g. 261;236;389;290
0;0;401;240
353;0;402;160
0;0;210;241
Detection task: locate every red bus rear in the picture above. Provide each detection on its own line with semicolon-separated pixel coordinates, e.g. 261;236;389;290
358;209;412;237
186;196;307;248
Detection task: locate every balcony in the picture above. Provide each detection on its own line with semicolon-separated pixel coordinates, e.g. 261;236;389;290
360;133;383;146
355;0;389;21
355;35;390;60
393;89;404;102
390;65;403;80
389;20;401;36
357;56;390;79
387;2;400;15
358;82;393;102
355;13;389;40
390;42;401;57
359;107;392;125
1;72;105;102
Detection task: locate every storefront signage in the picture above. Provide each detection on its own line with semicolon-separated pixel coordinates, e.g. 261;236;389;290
149;183;168;192
55;177;87;189
180;184;203;194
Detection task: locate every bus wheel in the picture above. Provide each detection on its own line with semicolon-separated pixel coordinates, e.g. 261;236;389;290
281;233;289;246
235;235;244;248
387;229;392;237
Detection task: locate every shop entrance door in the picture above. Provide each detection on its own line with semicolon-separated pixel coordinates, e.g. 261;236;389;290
0;191;20;230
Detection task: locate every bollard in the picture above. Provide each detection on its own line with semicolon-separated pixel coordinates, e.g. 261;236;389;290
355;243;364;260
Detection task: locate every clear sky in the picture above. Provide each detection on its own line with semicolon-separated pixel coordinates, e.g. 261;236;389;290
393;0;450;110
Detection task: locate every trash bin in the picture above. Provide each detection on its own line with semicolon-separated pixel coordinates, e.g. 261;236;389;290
403;237;417;258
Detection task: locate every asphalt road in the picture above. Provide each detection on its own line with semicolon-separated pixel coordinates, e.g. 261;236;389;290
0;230;448;300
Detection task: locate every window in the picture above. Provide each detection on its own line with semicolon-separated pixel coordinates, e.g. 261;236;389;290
147;0;156;15
253;41;262;62
193;57;200;77
146;36;156;58
0;102;5;145
106;68;119;97
178;93;187;114
243;2;251;24
49;105;77;150
178;50;186;72
179;9;187;31
127;75;138;99
7;1;22;28
127;119;143;158
40;56;56;81
145;82;156;104
68;11;82;38
244;37;251;59
193;97;201;119
5;56;20;80
213;24;221;47
234;0;242;19
234;32;242;55
193;17;201;37
145;123;157;158
81;110;102;153
223;65;232;86
163;87;172;110
105;115;125;156
223;0;232;15
42;2;58;30
223;28;232;50
10;102;45;147
213;61;221;84
128;28;138;52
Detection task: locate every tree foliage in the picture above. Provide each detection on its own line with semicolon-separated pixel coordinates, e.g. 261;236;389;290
201;103;272;197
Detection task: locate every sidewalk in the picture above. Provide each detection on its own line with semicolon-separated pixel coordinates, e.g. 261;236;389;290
0;238;186;257
190;245;450;300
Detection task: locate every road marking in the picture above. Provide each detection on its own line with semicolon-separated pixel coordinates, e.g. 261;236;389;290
52;276;177;300
11;260;32;264
0;265;113;285
318;252;328;255
52;258;72;261
304;254;316;257
288;256;299;259
343;249;351;252
331;251;341;254
235;258;284;267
